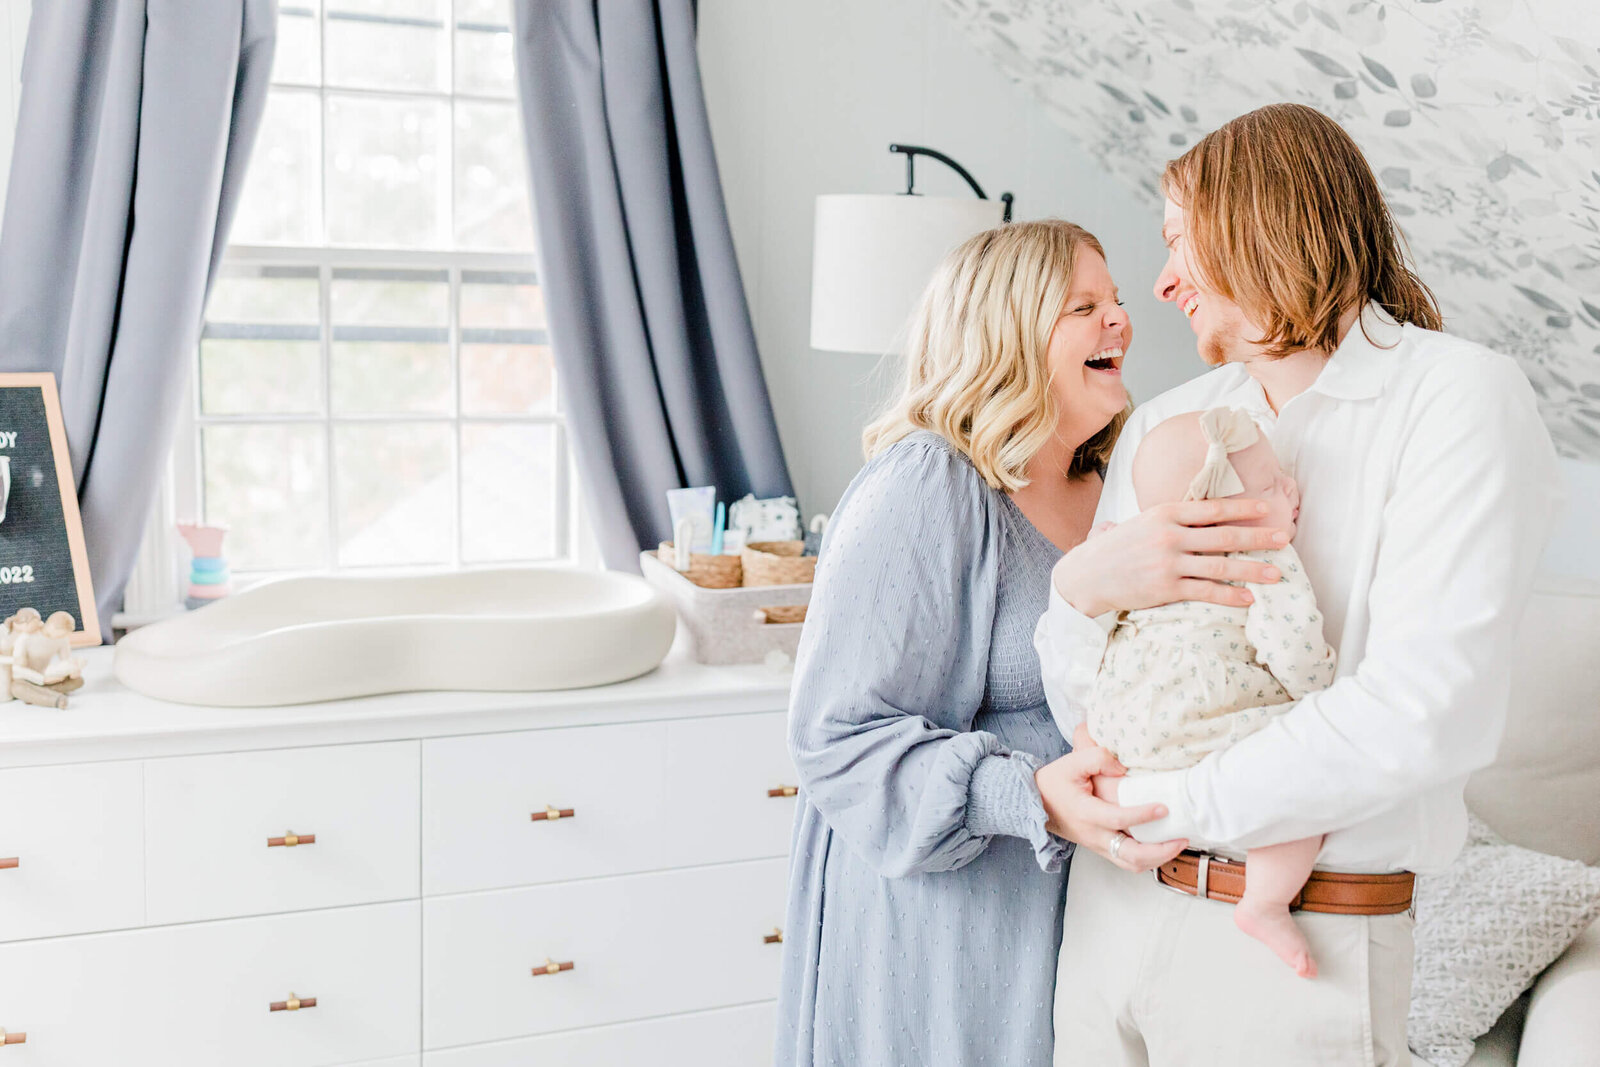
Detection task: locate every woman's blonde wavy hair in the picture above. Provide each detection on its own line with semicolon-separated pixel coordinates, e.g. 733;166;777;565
862;219;1128;491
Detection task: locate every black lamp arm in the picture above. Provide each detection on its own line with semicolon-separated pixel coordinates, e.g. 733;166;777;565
888;143;1014;222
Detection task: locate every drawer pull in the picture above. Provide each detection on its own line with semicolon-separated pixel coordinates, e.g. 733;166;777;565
269;993;317;1012
768;786;798;798
764;928;784;944
533;958;575;976
0;1028;25;1045
0;858;17;870
267;832;316;848
531;806;575;822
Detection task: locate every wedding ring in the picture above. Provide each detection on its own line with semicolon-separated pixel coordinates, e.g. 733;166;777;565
1108;831;1129;862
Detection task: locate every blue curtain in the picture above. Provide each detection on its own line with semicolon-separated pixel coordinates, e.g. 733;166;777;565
0;0;278;637
509;0;793;568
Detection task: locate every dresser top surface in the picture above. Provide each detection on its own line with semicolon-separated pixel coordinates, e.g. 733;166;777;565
0;645;794;767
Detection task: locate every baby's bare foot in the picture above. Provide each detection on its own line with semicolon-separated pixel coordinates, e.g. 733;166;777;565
1234;898;1317;978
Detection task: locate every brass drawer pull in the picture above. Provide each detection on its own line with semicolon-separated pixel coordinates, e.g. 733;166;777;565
0;858;17;870
0;1028;25;1045
768;786;798;798
764;928;784;944
267;832;316;848
533;958;575;976
269;992;317;1012
531;806;575;822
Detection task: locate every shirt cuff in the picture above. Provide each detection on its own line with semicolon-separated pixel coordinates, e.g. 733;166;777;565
1045;585;1115;647
1116;768;1196;844
965;752;1073;873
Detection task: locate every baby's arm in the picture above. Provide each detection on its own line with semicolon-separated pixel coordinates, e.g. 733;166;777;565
1243;545;1336;700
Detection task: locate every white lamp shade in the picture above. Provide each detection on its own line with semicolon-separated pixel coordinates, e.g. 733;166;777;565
809;193;1005;355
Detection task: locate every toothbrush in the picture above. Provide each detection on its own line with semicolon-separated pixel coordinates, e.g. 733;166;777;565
710;502;727;555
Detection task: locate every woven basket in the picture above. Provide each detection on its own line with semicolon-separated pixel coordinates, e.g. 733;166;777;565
753;604;808;625
657;542;742;589
741;540;815;586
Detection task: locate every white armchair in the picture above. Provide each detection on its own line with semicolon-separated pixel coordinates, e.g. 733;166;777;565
1447;575;1600;1066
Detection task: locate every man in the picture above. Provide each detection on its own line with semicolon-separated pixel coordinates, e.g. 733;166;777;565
1036;103;1562;1064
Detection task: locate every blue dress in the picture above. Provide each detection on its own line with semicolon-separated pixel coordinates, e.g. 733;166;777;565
777;431;1073;1067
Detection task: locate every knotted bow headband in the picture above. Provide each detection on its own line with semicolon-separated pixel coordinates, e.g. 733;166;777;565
1183;407;1260;501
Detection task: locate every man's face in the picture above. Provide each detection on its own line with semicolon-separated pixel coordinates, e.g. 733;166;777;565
1154;197;1262;366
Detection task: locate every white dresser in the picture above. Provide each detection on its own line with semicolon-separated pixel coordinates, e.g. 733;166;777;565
0;649;795;1066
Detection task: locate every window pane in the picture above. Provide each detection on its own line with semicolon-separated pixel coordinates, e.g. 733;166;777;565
326;94;447;247
325;15;446;92
331;273;448;326
231;91;321;244
454;101;535;250
335;422;454;566
203;424;329;570
208;266;320;325
460;275;544;328
461;422;557;561
454;27;513;97
454;0;507;23
331;342;451;414
328;0;442;17
461;344;553;415
272;8;321;86
201;340;323;415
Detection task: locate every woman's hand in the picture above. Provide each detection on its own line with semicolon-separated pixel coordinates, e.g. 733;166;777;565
1052;498;1290;617
1034;740;1187;874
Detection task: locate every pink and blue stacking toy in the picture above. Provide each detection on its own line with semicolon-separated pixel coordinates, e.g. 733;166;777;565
178;523;232;610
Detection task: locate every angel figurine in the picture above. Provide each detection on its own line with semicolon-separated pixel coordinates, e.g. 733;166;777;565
3;609;84;708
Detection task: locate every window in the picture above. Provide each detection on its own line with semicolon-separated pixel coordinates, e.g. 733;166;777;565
153;0;577;596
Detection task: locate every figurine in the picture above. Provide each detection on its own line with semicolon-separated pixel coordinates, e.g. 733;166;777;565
0;608;84;708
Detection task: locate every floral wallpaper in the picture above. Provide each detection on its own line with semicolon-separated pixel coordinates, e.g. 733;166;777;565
943;0;1600;460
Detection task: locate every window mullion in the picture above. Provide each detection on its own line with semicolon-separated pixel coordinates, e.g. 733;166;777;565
321;261;338;571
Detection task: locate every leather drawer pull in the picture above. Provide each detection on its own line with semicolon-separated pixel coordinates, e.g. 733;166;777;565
0;858;17;870
764;928;784;944
767;786;798;798
531;806;575;822
267;832;316;848
269;993;317;1012
533;958;575;976
0;1028;25;1045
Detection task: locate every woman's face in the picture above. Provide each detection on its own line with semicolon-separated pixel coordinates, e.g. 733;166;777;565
1046;248;1132;445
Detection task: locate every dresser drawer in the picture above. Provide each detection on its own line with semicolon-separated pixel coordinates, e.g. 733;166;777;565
422;712;793;895
422;1002;776;1067
145;742;420;924
0;761;144;942
423;858;787;1048
0;900;420;1067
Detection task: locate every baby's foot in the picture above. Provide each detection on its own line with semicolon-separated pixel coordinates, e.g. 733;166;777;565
1234;897;1317;978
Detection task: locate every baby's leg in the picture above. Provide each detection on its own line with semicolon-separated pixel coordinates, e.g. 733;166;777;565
1233;835;1323;978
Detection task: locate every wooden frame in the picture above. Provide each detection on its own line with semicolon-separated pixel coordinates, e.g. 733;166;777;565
0;373;100;647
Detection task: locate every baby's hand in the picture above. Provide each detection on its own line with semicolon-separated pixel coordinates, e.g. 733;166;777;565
1072;722;1098;752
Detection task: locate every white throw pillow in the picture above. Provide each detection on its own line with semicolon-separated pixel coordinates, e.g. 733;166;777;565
1408;815;1600;1067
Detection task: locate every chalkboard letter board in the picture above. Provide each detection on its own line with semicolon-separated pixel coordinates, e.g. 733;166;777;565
0;374;100;647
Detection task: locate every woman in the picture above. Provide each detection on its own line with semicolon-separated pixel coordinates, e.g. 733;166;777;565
776;220;1279;1066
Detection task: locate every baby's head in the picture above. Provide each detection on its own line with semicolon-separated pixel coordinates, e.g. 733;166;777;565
1132;407;1300;536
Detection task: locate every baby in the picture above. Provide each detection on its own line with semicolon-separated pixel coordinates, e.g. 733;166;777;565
1079;406;1336;978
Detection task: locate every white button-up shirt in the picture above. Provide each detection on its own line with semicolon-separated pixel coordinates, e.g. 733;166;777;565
1034;304;1563;874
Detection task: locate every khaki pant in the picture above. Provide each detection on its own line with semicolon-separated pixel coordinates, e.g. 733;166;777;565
1054;849;1413;1067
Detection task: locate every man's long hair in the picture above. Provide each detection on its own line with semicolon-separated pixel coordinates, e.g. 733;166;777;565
1162;103;1442;357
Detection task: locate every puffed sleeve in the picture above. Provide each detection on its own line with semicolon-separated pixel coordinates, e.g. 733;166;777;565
788;438;1070;877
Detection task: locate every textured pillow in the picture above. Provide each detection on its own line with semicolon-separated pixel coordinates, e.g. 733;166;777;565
1408;814;1600;1067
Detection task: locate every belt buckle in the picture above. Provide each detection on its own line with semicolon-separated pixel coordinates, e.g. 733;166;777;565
1153;850;1216;901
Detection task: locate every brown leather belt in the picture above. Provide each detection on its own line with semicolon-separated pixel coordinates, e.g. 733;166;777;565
1155;850;1415;916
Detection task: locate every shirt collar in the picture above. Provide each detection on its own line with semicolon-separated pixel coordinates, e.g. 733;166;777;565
1308;302;1403;401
